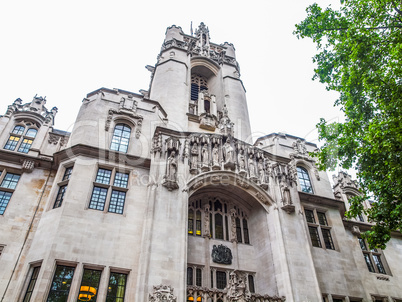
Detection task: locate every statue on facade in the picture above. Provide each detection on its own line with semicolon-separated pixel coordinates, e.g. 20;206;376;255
258;159;268;190
280;179;292;206
190;143;199;174
163;151;179;191
204;205;210;237
201;144;209;171
230;209;237;242
212;143;220;169
223;139;235;169
225;271;250;302
248;154;256;179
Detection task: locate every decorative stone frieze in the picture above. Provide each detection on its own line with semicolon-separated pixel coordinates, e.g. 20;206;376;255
149;284;177;302
226;270;251;302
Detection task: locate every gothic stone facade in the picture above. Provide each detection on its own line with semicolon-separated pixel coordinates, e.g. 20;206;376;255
0;23;401;302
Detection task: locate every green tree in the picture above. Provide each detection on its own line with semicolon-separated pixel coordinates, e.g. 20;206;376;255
294;0;402;249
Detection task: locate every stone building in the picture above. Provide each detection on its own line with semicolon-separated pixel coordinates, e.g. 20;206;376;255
0;23;401;302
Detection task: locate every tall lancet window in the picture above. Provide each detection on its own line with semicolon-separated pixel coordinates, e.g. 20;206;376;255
110;124;131;153
191;74;208;101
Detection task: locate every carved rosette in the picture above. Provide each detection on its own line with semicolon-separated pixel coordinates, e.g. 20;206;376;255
149;285;177;302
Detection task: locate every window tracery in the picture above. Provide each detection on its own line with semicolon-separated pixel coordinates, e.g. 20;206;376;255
4;123;38;153
188;195;250;244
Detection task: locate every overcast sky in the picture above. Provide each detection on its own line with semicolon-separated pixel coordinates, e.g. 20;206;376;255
0;0;343;148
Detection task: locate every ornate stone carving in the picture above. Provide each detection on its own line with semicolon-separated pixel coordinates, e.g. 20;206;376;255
237;149;247;177
333;171;359;189
351;225;361;236
21;159;36;173
218;104;234;137
151;132;162;155
162;151;179;191
212;244;232;265
230;209;237;243
149;284;177;302
204;205;210;238
255;192;267;205
201;143;210;172
190;143;199;174
236;179;249;189
211;143;220;170
223;138;235;170
257;159;268;190
248;154;257;181
104;108;143;138
225;271;251;302
192;181;204;190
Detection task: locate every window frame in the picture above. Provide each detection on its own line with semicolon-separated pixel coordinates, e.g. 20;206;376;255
297;166;314;193
304;207;335;250
110;123;132;153
21;263;42;302
0;170;21;215
106;270;128;302
88;166;130;215
52;165;74;209
358;237;388;275
4;124;38;154
46;264;76;302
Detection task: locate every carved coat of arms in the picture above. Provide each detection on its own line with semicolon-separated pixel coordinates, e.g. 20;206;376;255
212;244;233;265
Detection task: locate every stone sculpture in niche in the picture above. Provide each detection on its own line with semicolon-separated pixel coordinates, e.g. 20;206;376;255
280;178;295;214
190;143;199;174
248;154;257;180
223;139;235;169
238;149;247;176
230;209;237;243
212;143;220;170
258;159;268;190
204;205;211;237
212;244;233;265
162;150;179;191
201;144;210;171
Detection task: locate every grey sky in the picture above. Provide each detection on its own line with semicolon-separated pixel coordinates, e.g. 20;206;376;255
0;0;342;146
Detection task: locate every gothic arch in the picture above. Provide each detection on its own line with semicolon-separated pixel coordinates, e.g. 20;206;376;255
187;170;274;209
190;57;220;77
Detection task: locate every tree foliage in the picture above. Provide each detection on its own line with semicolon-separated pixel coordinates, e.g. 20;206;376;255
294;0;402;249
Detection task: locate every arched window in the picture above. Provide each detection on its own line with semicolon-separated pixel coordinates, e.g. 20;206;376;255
191;74;208;101
248;275;255;293
297;166;313;193
110;124;131;153
187;267;193;286
187;196;250;244
4;125;38;153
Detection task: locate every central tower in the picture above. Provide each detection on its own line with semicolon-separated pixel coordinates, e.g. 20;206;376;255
149;23;252;142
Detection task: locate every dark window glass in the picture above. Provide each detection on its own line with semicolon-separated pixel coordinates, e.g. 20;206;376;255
63;167;73;181
248;275;255;293
332;299;343;302
106;272;127;302
191;83;199;101
358;214;364;222
188;210;194;235
47;265;75;301
196;211;202;236
216;271;226;289
364;253;375;272
23;266;40;302
12;125;25;135
305;209;315;223
209;213;213;238
1;173;21;189
317;212;328;226
214;200;222;212
373;254;386;274
0;191;12;215
77;269;102;302
108;190;126;214
95;169;112;184
110;124;131;153
113;172;129;188
53;185;68;209
308;226;321;247
196;268;202;286
243;219;250;244
215;213;223;240
18;138;34;153
187;267;193;286
89;187;108;211
25;128;38;138
358;238;367;251
4;136;20;150
225;216;229;241
321;229;334;249
236;217;242;243
297;167;313;193
210;270;213;288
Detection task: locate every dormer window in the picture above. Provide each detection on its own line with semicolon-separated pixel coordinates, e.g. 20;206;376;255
4;124;38;153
